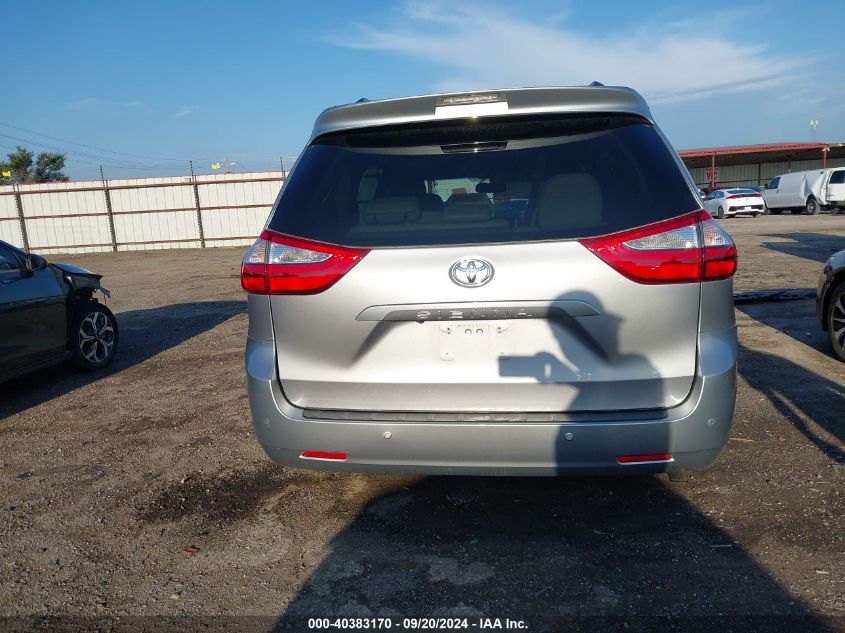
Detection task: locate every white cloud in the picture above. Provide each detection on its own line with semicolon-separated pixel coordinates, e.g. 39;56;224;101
173;106;198;118
328;1;809;104
67;98;147;114
66;99;201;120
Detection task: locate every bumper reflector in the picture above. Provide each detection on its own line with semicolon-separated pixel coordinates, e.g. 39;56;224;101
300;450;348;461
617;453;673;464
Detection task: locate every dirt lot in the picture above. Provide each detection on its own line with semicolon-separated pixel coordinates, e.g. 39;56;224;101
1;215;843;632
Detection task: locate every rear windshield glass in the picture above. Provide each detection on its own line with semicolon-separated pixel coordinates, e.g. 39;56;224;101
728;189;757;194
268;115;699;247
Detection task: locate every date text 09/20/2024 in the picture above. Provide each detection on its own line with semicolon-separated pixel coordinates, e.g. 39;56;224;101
307;617;529;630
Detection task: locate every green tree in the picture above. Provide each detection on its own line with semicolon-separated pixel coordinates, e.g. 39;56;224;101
0;146;69;184
33;152;69;182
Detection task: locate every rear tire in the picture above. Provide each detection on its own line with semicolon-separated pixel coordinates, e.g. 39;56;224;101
752;212;760;218
70;301;119;370
806;197;819;215
827;283;845;362
717;206;725;219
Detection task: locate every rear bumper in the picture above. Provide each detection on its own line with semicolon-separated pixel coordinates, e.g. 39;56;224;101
245;328;737;476
726;205;764;215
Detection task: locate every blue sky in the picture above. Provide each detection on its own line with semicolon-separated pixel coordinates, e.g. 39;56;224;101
2;0;843;180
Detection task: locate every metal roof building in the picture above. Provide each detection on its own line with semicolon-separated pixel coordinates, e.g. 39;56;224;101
679;142;845;191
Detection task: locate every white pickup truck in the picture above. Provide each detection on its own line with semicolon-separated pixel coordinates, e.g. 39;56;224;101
761;168;845;214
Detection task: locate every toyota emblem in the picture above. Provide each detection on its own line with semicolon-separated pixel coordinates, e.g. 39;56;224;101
449;258;494;287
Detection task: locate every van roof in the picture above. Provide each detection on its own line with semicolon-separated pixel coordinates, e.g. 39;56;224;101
310;85;653;141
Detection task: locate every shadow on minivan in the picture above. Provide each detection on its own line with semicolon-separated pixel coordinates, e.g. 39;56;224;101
496;292;669;476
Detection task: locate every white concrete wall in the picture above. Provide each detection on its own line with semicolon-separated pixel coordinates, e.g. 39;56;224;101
0;186;23;245
0;172;283;254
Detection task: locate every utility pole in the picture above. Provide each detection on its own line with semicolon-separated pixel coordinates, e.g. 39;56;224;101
810;119;820;142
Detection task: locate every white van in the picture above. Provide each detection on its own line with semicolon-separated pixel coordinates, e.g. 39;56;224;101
761;168;845;214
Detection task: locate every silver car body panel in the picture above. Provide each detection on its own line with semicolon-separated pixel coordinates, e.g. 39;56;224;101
246;279;736;476
311;86;654;141
269;241;700;413
246;85;738;475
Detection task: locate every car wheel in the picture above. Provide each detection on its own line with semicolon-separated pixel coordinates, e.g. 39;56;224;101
717;206;725;219
828;283;845;362
806;198;819;215
752;212;760;218
71;301;119;370
770;209;783;215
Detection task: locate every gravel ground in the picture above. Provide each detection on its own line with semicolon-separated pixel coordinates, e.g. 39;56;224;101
1;214;843;632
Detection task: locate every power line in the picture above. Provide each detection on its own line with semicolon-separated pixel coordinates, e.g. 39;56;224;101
1;130;298;177
0;142;176;171
0;121;297;169
0;141;102;167
0;132;180;169
0;120;208;162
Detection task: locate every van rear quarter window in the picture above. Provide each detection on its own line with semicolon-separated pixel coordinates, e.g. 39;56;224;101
268;115;699;247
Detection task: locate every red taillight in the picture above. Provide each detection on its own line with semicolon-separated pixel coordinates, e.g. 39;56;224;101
300;450;348;461
700;219;738;280
578;210;737;284
241;230;369;295
617;454;673;464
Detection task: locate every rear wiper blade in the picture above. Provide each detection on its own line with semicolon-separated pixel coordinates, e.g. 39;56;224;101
440;141;507;154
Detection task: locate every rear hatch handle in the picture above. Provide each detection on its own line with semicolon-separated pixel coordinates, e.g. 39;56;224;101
355;300;601;322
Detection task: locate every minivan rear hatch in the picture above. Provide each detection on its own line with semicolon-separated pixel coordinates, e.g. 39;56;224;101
262;114;704;413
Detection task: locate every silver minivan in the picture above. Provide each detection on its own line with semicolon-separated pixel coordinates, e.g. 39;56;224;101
243;86;738;479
